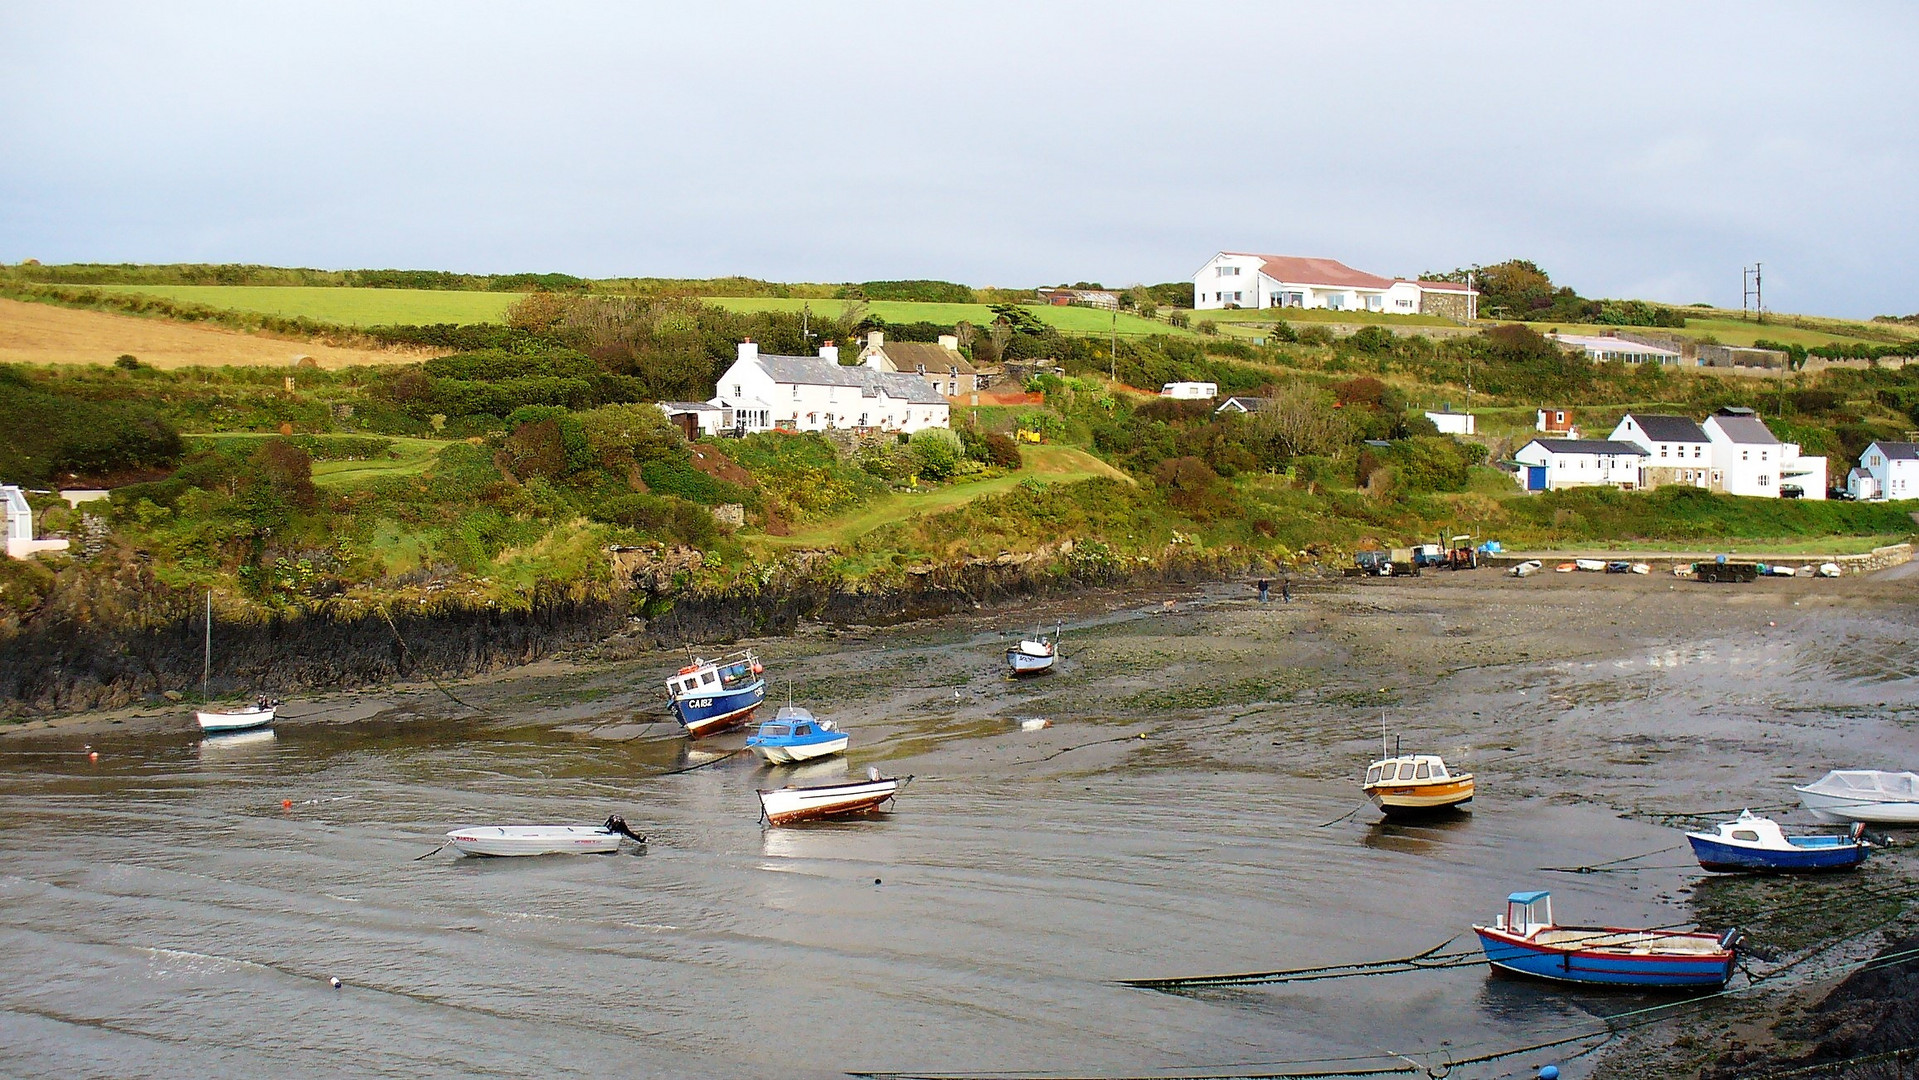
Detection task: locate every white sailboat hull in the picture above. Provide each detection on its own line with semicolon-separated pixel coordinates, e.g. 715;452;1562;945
197;706;275;732
758;778;901;825
445;825;623;857
1795;771;1919;824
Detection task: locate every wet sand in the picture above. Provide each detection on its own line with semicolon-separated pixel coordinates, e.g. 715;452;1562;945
2;570;1915;1079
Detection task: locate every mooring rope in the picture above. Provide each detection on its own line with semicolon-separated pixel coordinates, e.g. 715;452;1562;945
1537;842;1687;874
378;603;486;714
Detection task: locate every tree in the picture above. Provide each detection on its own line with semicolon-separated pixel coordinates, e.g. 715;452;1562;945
1244;386;1349;465
908;428;965;480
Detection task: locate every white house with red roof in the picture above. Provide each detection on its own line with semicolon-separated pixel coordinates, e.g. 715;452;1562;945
1191;253;1478;319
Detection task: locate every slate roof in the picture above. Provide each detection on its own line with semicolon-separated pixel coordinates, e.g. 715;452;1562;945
1619;413;1710;443
877;340;976;376
1215;396;1269;413
754;354;948;405
1872;441;1919;460
1707;410;1780;445
660;401;722;412
1530;439;1647;456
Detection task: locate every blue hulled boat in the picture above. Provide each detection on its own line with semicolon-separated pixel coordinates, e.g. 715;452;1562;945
1473;891;1739;989
665;650;765;737
1686;811;1871;873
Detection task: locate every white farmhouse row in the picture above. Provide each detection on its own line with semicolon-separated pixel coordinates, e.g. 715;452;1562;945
660;341;952;438
1514;408;1826;499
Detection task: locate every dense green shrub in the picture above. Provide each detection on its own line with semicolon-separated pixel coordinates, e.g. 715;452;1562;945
639;457;753;507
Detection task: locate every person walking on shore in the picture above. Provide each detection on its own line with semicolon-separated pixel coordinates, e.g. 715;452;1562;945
1257;578;1270;603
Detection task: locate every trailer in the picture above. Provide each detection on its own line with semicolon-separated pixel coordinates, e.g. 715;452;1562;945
1692;561;1760;583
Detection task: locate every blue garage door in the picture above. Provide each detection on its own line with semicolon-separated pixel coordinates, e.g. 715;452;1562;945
1526;465;1547;491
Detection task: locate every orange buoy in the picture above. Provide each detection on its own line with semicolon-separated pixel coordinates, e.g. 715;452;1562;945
282;799;293;810
88;751;99;762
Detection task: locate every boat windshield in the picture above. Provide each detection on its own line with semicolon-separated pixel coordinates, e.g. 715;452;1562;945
1414;761;1431;779
1430;762;1448;779
1366;765;1382;784
761;725;791;738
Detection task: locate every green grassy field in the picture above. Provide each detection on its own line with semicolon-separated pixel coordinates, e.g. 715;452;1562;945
188;432;455;488
700;297;1192;337
754;444;1129;549
90;285;519;326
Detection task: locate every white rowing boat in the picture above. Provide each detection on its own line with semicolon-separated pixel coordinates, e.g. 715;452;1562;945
197;703;276;732
758;772;907;825
446;816;645;856
1794;770;1919;825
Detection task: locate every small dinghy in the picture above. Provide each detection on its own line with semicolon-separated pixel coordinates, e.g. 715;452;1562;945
1818;562;1842;578
446;815;645;857
198;697;279;733
758;769;908;825
747;705;849;764
1574;558;1606;572
1555;562;1577;573
1630;562;1651;575
1474;890;1739;989
1686;810;1870;873
1795;770;1919;825
1511;560;1543;578
1006;623;1060;677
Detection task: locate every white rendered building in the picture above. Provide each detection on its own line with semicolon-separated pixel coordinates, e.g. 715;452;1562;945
1190;253;1477;318
1512;439;1646;492
709;341;949;435
3;485;70;559
1702;407;1783;498
1161;382;1218;400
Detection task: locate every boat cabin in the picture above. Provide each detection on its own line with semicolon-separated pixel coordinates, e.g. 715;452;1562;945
1496;891;1554;938
1365;754;1452;786
667;652;761;698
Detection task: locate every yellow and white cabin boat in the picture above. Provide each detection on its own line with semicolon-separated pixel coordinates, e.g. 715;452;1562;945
1363;753;1474;816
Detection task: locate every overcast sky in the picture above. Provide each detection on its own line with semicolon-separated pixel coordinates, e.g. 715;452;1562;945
3;2;1915;316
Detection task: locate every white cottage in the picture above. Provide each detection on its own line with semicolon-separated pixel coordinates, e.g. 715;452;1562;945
1609;414;1713;490
1702;407;1782;498
1512;439;1646;492
3;485;70;559
1853;441;1919;501
710;341;949;435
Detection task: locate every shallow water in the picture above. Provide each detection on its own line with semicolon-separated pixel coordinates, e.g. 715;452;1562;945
3;579;1915;1079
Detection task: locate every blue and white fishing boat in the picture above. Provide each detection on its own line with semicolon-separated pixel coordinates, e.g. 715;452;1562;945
665;650;765;737
1473;891;1739;989
746;705;849;764
1686;811;1871;873
1006;623;1060;678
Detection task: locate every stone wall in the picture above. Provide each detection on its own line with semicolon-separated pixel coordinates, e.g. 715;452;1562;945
1418;290;1473;321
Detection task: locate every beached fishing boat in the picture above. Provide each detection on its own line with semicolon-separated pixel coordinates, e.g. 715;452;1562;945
665;650;765;737
1362;751;1474;816
758;771;906;825
1686;810;1871;873
1511;560;1543;577
1006;623;1060;677
746;705;849;764
445;816;644;857
1794;770;1919;825
1473;891;1739;988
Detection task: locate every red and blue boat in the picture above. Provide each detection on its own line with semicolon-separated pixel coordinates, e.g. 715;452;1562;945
665;650;765;737
1686;811;1871;873
1473;891;1739;989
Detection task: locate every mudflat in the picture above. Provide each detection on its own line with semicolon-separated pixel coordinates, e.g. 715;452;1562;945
2;569;1914;1079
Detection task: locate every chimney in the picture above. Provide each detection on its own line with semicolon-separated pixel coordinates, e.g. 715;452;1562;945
738;339;759;363
937;333;959;351
818;340;839;364
866;330;883;350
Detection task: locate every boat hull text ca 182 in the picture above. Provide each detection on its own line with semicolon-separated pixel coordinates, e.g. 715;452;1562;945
665;651;765;737
1473;891;1737;989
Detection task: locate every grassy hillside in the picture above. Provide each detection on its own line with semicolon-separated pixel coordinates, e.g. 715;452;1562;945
702;297;1188;337
83;284;519;326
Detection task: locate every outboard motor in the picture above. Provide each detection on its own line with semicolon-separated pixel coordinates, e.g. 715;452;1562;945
604;815;646;844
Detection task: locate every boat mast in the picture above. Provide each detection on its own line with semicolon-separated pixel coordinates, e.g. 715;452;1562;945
202;591;212;703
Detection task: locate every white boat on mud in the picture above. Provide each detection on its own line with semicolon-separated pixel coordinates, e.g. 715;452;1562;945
1006;623;1061;677
1574;558;1607;572
446;816;645;856
746;706;850;764
758;772;908;825
1510;560;1543;578
197;701;277;733
1794;770;1919;825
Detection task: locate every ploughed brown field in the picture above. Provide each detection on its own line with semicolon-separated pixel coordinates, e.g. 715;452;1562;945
0;297;428;369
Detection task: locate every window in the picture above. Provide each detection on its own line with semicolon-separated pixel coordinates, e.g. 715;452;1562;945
1759;474;1769;486
1870;455;1883;466
1742;450;1750;461
732;384;741;398
702;672;716;685
1217;265;1240;276
1660;446;1668;458
791;383;799;399
1366;766;1382;784
1693;446;1702;458
1232;291;1243;302
1732;830;1760;842
1414;761;1431;779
